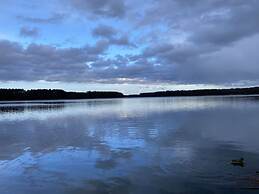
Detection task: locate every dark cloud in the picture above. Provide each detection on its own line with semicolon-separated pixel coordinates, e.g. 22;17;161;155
1;33;259;85
188;1;259;46
109;35;133;47
17;13;66;24
1;0;259;87
19;26;39;38
69;0;126;18
126;0;259;84
92;25;134;47
0;39;108;82
0;38;156;83
140;0;259;47
92;24;117;39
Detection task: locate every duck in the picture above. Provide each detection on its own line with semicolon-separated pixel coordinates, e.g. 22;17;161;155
231;158;244;166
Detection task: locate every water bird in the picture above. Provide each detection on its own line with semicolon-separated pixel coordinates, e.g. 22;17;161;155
231;158;244;167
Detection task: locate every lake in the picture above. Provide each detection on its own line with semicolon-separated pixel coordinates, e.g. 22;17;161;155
0;96;259;194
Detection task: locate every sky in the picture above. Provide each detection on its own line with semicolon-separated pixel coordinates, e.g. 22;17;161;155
0;0;259;94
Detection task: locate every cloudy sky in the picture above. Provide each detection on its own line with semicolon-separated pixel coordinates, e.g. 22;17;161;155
0;0;259;94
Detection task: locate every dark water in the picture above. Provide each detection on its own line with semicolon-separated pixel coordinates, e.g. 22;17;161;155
1;96;259;194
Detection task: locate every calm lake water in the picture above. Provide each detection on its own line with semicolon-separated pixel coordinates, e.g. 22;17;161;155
1;96;259;194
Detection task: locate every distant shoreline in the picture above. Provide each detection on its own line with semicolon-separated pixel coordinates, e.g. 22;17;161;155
1;87;259;101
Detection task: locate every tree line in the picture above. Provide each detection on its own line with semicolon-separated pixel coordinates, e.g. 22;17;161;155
135;87;259;97
0;89;124;101
1;87;259;101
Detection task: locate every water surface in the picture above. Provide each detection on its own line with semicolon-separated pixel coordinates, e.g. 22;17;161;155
1;96;259;194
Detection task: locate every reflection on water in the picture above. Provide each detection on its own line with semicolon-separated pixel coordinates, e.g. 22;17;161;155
1;96;259;193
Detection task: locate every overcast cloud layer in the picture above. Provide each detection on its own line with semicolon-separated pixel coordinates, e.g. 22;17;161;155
0;0;259;92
